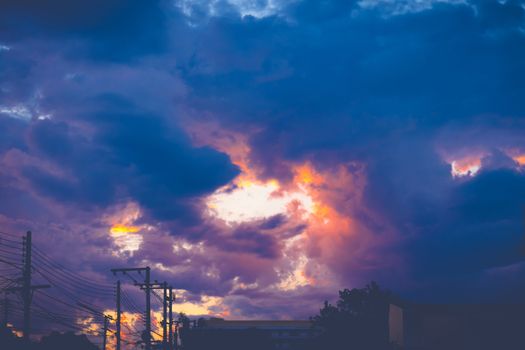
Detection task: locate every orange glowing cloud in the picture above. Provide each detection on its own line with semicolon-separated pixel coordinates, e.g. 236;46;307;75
228;160;370;288
185;119;254;175
294;163;324;186
505;149;525;167
187;122;393;292
504;148;525;168
103;202;153;256
110;225;140;234
206;178;315;225
79;309;145;350
445;148;525;178
514;155;525;166
450;156;483;177
199;132;319;225
288;162;400;289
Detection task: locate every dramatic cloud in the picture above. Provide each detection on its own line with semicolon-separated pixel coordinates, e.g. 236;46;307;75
1;1;525;339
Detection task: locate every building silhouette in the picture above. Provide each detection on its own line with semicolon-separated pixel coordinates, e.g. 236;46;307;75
181;318;320;350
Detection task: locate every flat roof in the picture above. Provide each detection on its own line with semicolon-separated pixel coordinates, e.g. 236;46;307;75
202;319;313;330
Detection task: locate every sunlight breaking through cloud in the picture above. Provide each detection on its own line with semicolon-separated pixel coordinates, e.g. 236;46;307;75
450;157;482;178
105;202;151;256
206;179;314;225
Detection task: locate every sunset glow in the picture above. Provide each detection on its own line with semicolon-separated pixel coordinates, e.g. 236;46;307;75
450;156;482;178
511;154;525;167
105;202;148;256
110;224;141;234
201;129;321;225
277;254;312;291
206;179;315;224
201;132;365;292
109;227;143;256
2;0;525;345
173;295;228;317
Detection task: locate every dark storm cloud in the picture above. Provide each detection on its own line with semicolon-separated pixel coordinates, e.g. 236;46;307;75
173;0;525;299
16;97;239;221
1;0;525;319
216;227;281;259
173;0;525;191
0;0;169;61
89;98;240;221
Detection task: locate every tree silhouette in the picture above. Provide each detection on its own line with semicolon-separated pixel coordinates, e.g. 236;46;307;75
311;281;395;350
39;331;98;350
178;312;191;348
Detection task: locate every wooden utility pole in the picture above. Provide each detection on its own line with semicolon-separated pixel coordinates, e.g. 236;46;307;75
163;282;168;350
134;281;169;350
77;303;113;350
168;287;174;350
111;267;152;350
116;280;121;350
22;230;32;341
103;315;111;350
145;267;151;350
10;231;50;341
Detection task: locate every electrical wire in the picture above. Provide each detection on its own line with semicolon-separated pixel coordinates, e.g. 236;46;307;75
0;230;24;239
32;263;114;298
2;230;167;349
0;258;23;270
32;247;114;291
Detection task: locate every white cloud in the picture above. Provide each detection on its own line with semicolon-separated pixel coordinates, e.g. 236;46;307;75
358;0;468;16
175;0;297;19
0;104;53;122
0;90;54;122
226;0;292;18
0;105;33;121
206;180;314;225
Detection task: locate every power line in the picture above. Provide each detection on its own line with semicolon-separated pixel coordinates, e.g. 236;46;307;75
33;266;107;303
0;258;23;270
111;267;152;350
34;278;107;318
36;292;92;316
2;229;174;350
32;247;114;291
0;248;22;258
121;292;145;318
32;263;114;298
0;230;24;239
0;240;23;249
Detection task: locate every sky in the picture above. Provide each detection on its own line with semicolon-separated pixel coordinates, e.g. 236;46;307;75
1;0;525;332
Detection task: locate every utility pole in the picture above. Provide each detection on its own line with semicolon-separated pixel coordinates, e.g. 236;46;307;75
145;267;151;350
134;281;169;350
102;314;111;350
168;287;173;350
163;282;168;350
77;303;113;350
22;230;32;341
116;280;121;350
10;231;50;342
111;267;152;350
